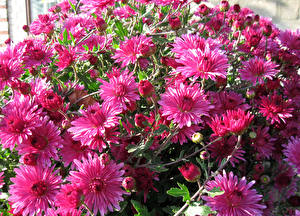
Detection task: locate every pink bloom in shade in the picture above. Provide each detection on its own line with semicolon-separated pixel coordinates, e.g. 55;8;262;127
0;94;41;150
172;125;202;145
0;58;23;90
55;184;82;214
239;57;279;84
8;165;62;216
99;71;139;111
68;102;121;151
21;39;53;68
68;154;127;216
209;115;228;137
250;126;275;159
16;118;63;167
60;132;93;169
284;137;300;174
30;13;57;36
278;29;300;57
208;135;245;167
259;94;294;124
203;171;266;216
172;34;220;57
176;46;229;81
112;35;153;67
158;83;213;128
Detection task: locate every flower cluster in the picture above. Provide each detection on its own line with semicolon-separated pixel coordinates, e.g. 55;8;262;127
0;0;299;215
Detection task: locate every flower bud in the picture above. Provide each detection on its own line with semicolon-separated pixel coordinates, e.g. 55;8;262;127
192;132;203;143
23;25;30;32
100;153;110;166
193;0;202;4
168;16;181;30
249;131;257;139
200;151;210;160
178;162;201;182
94;17;107;32
135;113;147;128
220;1;229;12
260;175;270;184
22;153;38;166
88;55;98;65
233;4;240;13
263;24;272;37
138;80;154;97
246;89;255;99
39;90;63;112
254;163;264;174
122;176;136;192
198;4;210;16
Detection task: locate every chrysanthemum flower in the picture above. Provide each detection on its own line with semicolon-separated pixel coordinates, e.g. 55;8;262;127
239;57;279;84
250;126;275;159
112;35;153;67
0;172;4;189
99;71;139;111
68;154;127;216
208;135;245;166
68;102;121;151
0;58;23;90
17;118;63;167
55;184;82;214
259;94;293;124
278;29;300;57
0;94;41;150
30;13;57;36
203;170;266;216
9;165;62;216
283;137;300;174
158;83;212;128
223;109;254;135
176;46;229;81
81;0;115;15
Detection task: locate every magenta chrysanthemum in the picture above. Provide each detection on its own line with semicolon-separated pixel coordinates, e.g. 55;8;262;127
239;57;279;84
158;83;212;128
9;165;62;216
81;0;115;15
176;46;229;80
0;171;4;189
30;14;56;35
68;154;127;216
68;102;121;151
284;137;300;174
99;71;139;111
0;58;23;90
203;171;266;216
55;184;82;214
112;35;153;67
16;118;63;167
250;126;275;159
259;94;293;124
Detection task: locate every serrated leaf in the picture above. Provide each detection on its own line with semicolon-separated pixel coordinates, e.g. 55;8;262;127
114;20;128;40
153;124;169;136
138;71;147;81
203;187;224;198
185;203;216;216
167;182;190;202
131;200;151;216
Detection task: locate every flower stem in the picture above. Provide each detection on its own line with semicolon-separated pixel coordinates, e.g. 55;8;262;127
82;202;94;216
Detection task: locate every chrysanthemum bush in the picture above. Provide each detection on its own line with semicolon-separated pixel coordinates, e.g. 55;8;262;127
0;0;299;215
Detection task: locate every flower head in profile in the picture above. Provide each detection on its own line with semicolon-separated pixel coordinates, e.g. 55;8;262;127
158;83;212;128
99;71;139;111
68;102;121;151
203;170;266;216
9;165;62;216
283;137;300;174
30;13;57;36
68;154;127;216
176;46;228;81
239;57;279;84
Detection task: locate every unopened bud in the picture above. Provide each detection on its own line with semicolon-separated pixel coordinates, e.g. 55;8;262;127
192;132;203;143
200;151;210;160
249;131;257;139
179;162;201;182
122;176;136;192
260;175;270;184
100;153;110;166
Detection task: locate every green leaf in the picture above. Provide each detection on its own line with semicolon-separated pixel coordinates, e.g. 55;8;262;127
131;200;151;216
138;71;147;81
114;20;128;40
151;164;168;172
68;0;76;12
203;187;224;198
167;182;190;202
185;203;216;216
63;29;68;44
153;124;169;136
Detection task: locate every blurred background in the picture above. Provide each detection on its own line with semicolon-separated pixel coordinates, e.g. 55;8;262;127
0;0;299;47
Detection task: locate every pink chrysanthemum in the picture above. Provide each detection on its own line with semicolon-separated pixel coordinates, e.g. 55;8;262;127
30;13;57;36
259;94;294;124
113;5;137;19
9;165;62;216
278;29;300;57
112;35;153;67
55;184;82;214
0;171;4;189
0;58;23;90
208;135;245;166
176;46;229;81
172;34;220;57
16;118;63;167
68;154;127;216
68;102;121;151
80;0;115;15
60;132;93;169
172;125;202;145
203;170;266;216
99;71;139;111
158;83;212;128
284;137;300;174
0;94;41;150
250;126;275;159
239;57;279;84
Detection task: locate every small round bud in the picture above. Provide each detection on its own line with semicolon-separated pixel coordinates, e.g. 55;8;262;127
260;175;270;184
200;151;210;160
122;176;136;192
94;17;107;32
198;4;210;16
135;113;147;128
192;132;203;143
254;163;264;174
100;153;110;165
249;131;257;139
138;80;154;97
178;162;201;182
263;24;272;37
22;153;38;166
233;4;240;13
220;1;229;12
168;16;181;30
246;89;255;99
23;25;30;32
